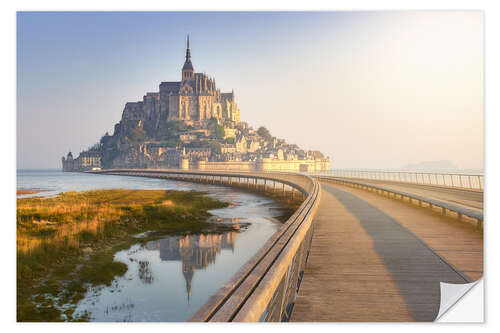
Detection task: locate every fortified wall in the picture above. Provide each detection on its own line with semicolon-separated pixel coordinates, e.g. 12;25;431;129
196;158;330;172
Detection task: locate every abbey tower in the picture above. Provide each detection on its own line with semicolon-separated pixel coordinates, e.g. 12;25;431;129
121;34;240;131
165;34;240;124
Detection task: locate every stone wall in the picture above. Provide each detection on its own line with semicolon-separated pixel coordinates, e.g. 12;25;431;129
196;160;255;171
256;158;330;172
194;158;330;172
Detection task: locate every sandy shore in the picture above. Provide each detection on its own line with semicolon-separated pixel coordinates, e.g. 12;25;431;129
17;189;43;195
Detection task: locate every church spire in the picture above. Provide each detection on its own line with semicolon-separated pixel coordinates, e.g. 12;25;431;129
182;33;194;81
186;33;191;61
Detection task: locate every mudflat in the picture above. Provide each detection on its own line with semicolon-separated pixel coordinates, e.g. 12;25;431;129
16;189;234;322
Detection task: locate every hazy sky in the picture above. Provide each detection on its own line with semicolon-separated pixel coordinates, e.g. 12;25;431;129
17;11;483;169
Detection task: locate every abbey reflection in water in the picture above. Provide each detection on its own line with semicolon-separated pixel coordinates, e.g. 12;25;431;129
145;232;239;300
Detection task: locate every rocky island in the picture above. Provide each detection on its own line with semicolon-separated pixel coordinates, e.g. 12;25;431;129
62;35;330;173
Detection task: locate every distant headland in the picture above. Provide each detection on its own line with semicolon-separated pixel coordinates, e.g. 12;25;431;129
62;35;330;173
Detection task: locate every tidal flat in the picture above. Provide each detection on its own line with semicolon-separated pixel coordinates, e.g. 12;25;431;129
16;189;234;322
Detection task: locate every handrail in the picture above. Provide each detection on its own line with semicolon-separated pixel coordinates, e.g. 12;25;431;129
317;176;483;228
92;168;322;321
308;169;484;190
95;168;314;195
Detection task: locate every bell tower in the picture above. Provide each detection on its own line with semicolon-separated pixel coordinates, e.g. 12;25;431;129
182;34;194;81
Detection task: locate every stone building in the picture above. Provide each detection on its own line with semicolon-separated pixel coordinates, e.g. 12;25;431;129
163;148;188;168
61;151;101;172
235;135;247;153
185;147;211;161
120;34;240;132
247;138;261;153
61;152;74;172
78;151;101;169
221;144;237;154
223;127;238;139
179;133;197;143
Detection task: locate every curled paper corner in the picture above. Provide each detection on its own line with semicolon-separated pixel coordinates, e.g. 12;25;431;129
435;279;483;322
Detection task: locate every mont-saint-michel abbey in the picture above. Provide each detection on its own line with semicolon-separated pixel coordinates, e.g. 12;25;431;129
62;35;330;172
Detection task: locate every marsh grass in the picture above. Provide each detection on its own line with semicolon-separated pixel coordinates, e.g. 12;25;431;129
16;189;230;322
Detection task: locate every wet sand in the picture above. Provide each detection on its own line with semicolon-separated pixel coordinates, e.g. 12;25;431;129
17;189;44;196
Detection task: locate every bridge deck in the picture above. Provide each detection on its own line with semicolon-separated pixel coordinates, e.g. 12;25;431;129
290;181;483;322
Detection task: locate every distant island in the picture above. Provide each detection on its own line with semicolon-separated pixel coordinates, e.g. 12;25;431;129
62;35;330;173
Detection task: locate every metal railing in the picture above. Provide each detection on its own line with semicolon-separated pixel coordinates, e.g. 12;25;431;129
308;169;484;190
317;176;483;230
94;169;321;322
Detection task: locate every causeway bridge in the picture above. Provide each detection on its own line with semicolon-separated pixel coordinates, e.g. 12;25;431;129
95;168;483;322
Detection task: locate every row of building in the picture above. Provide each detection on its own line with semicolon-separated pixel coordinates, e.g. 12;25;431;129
61;151;101;172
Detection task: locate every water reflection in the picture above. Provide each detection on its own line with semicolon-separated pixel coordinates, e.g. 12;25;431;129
70;182;282;321
145;232;239;301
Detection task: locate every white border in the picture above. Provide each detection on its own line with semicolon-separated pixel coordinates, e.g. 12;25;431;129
3;1;497;332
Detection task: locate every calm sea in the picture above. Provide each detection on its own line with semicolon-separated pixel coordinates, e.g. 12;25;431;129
17;169;284;321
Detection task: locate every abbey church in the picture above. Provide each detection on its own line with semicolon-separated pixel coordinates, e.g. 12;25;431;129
123;35;240;128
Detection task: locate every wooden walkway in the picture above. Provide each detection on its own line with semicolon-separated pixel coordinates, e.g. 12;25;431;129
290;181;483;322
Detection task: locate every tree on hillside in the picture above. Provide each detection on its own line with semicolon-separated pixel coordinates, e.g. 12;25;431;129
257;126;272;141
215;125;225;140
166;137;179;147
171;121;187;133
127;127;147;142
209;119;225;140
210;141;222;155
87;142;102;151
